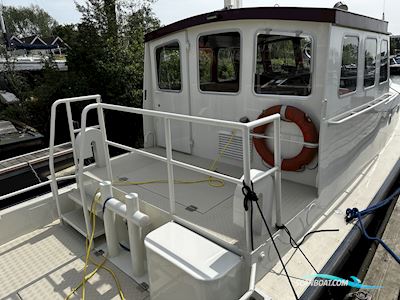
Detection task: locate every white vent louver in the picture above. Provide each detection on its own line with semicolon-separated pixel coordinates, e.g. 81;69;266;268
218;131;252;161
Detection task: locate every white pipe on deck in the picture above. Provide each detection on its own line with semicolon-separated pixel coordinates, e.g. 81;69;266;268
101;181;150;277
101;181;119;258
125;193;150;277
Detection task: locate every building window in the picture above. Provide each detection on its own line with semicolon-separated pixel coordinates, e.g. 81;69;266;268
364;38;377;88
254;34;312;96
198;32;240;93
380;40;389;83
339;36;359;96
156;41;181;91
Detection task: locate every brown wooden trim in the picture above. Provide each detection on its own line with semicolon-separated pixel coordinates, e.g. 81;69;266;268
145;7;388;42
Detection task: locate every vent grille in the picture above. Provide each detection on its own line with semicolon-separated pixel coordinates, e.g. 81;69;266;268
218;131;252;161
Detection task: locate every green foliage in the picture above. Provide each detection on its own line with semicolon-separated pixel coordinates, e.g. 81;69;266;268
1;1;160;148
3;5;58;37
157;44;181;90
342;44;359;66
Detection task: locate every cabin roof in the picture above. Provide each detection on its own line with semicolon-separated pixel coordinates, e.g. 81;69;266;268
145;7;388;42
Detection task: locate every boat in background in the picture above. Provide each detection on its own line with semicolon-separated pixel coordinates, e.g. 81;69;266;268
390;55;400;74
0;119;44;160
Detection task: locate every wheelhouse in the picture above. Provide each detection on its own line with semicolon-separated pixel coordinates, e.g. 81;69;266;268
142;7;391;199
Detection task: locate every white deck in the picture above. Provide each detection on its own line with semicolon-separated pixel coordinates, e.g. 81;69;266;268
86;147;316;247
0;220;148;300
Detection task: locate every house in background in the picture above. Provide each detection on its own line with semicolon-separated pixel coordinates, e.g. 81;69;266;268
8;34;70;56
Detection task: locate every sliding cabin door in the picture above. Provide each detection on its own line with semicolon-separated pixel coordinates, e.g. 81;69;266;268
149;33;192;154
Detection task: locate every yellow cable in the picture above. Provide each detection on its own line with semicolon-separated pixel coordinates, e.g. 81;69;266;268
65;131;236;299
65;191;125;300
113;130;237;189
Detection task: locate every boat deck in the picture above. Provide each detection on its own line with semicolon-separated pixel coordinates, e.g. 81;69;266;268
0;220;148;300
86;147;317;247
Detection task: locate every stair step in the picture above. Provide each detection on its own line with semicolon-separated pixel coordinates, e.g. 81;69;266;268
62;208;104;238
68;189;103;216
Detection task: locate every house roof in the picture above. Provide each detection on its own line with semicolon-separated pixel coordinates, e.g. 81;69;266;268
10;35;23;44
144;7;389;42
8;35;70;50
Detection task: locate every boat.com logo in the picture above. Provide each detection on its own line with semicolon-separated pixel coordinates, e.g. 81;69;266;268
303;274;383;289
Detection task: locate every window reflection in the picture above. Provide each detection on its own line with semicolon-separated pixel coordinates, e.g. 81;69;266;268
339;36;359;95
156;42;181;91
199;32;240;93
254;34;312;96
364;38;377;88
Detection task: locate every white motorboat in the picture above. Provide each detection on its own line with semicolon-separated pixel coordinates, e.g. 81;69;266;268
0;3;399;300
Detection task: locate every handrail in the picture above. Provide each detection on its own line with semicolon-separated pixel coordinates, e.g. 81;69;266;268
0;175;75;202
78;102;282;252
327;93;397;125
49;95;101;226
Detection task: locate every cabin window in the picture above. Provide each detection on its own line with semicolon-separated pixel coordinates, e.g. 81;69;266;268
254;34;312;96
379;40;389;83
198;32;240;93
364;38;377;88
156;41;181;91
339;36;359;96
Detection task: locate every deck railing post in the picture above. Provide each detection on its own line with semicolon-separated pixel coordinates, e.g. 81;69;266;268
273;118;282;227
125;193;147;277
78;105;93;238
97;101;113;182
242;128;252;252
66;102;78;168
49;102;62;218
164;118;176;216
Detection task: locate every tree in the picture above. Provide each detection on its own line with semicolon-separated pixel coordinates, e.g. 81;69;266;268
66;0;160;147
1;1;160;148
2;5;58;37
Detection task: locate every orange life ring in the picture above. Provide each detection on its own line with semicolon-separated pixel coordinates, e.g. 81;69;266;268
253;105;318;171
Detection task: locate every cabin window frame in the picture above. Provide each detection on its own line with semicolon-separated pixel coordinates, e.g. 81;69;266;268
196;29;243;95
379;39;389;85
252;30;315;99
338;35;360;98
154;39;183;93
363;37;378;91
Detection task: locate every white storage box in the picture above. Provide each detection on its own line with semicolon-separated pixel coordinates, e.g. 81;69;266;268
144;222;244;300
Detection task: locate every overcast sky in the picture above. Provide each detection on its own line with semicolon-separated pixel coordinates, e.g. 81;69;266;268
3;0;400;34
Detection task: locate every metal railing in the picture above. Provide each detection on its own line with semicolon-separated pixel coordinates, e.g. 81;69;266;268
327;92;398;125
49;95;102;223
0;96;101;204
77;102;282;253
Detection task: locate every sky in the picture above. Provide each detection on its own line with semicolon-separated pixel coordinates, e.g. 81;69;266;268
3;0;400;34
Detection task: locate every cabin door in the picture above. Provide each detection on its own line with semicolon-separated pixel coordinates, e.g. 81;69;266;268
149;33;192;154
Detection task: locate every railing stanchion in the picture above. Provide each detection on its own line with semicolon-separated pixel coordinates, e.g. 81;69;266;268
66;102;78;168
242;128;252;252
273;118;283;227
164;118;176;216
97;101;113;181
49;103;62;218
78;105;93;238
